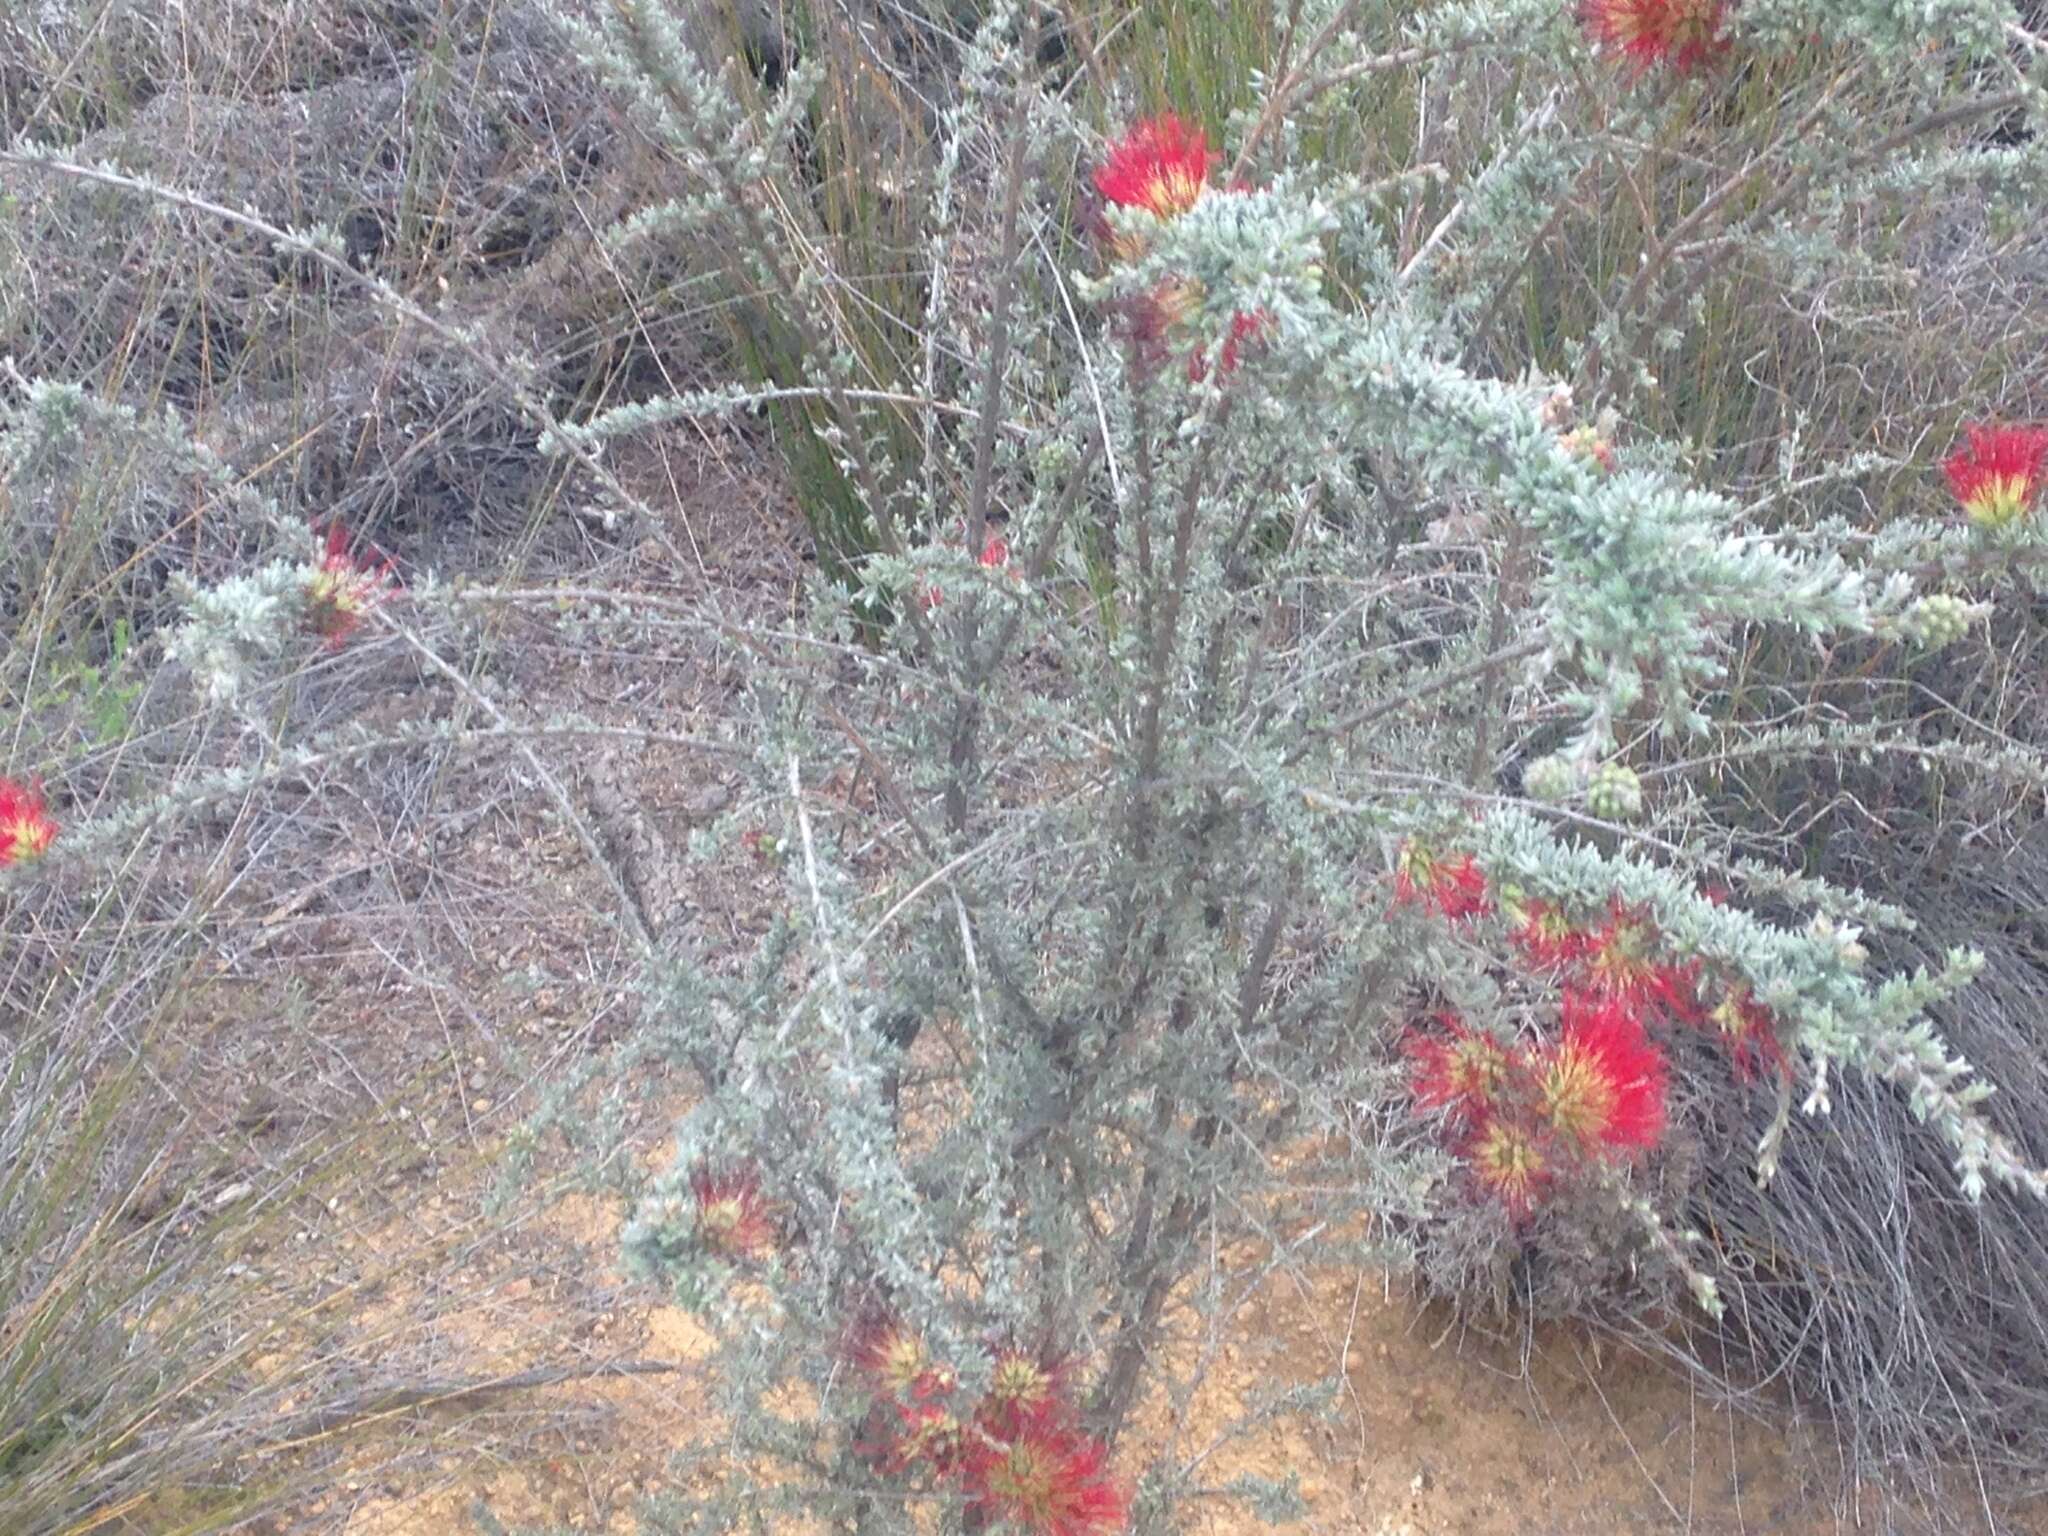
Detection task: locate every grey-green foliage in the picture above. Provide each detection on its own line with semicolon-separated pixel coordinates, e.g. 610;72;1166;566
515;1;2048;1530
39;0;2031;1520
1;371;292;662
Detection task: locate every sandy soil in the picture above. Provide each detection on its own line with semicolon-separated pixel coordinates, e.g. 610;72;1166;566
327;1189;1845;1536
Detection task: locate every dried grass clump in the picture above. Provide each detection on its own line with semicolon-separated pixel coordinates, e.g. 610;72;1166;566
1;19;605;403
0;380;272;649
1645;835;2048;1520
2;0;508;142
1614;595;2048;1515
1;8;659;635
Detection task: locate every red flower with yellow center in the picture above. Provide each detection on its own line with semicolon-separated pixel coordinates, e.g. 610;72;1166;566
0;777;59;867
1535;991;1669;1153
1580;899;1663;1004
848;1315;953;1401
1188;308;1272;384
1507;896;1589;973
1405;1016;1517;1120
914;529;1019;609
965;1417;1127;1536
305;525;392;648
1094;115;1213;241
1464;1117;1552;1220
1706;986;1789;1082
1559;423;1618;473
980;1348;1064;1435
1118;276;1207;375
688;1164;776;1261
1943;423;2048;531
1650;955;1704;1024
1393;840;1491;923
883;1399;967;1476
1566;900;1703;1023
1580;0;1730;75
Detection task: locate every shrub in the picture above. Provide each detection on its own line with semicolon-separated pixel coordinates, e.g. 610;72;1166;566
7;0;2048;1526
502;0;2048;1527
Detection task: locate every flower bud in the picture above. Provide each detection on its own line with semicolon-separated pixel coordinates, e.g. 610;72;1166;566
1521;753;1577;804
1906;593;1976;649
1585;761;1644;822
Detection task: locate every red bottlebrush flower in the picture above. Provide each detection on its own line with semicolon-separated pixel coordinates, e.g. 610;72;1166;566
1507;897;1589;973
1579;899;1661;1008
1943;422;2048;530
1148;278;1203;330
1706;986;1790;1082
1220;309;1267;372
1393;840;1491;923
1648;956;1705;1025
978;1347;1067;1436
1535;991;1669;1153
1574;900;1702;1023
1187;308;1272;384
1579;0;1730;76
1119;276;1205;374
1117;295;1171;375
847;1314;952;1401
881;1398;969;1477
0;777;59;867
1463;1116;1552;1221
740;826;785;864
965;1416;1127;1536
919;529;1017;606
304;525;392;648
688;1163;776;1260
1404;1015;1517;1121
1093;115;1213;227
